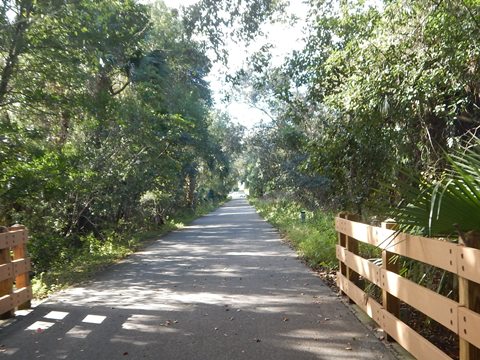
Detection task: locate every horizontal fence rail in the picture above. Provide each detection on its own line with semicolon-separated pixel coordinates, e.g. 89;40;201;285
335;213;480;360
0;226;32;318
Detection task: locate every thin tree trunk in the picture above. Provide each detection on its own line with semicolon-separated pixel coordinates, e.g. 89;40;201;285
0;1;33;106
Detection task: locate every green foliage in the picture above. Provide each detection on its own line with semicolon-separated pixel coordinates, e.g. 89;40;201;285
238;0;480;215
242;121;329;208
392;137;480;236
31;199;222;299
251;197;338;269
0;0;243;296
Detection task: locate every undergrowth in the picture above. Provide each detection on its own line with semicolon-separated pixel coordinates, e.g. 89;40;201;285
250;198;337;270
31;201;220;299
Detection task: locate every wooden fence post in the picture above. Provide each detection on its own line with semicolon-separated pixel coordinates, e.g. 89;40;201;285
459;235;480;360
345;213;361;288
0;228;14;319
338;212;348;295
338;212;361;301
381;220;400;341
12;226;31;310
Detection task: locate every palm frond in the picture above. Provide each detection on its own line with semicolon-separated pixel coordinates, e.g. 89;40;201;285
391;137;480;237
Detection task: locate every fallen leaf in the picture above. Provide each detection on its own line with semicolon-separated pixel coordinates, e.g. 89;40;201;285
123;352;129;356
282;317;289;322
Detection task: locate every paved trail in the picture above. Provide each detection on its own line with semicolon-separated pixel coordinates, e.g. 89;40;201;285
0;200;393;359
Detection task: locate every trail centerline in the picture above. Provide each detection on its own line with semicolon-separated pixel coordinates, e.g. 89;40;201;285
0;199;393;359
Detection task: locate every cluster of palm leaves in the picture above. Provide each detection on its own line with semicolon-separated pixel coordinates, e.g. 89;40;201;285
392;137;480;239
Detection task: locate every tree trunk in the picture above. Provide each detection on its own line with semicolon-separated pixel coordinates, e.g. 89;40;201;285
0;1;33;106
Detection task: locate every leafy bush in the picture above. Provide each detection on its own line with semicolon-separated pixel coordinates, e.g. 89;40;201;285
251;198;338;269
30;199;223;299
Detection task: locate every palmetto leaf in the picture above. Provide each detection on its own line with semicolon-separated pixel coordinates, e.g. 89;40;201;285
392;138;480;237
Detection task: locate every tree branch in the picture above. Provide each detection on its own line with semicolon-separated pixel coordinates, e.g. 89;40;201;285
110;80;130;96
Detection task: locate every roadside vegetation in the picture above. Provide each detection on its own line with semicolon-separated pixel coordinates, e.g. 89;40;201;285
251;198;337;270
31;200;222;299
0;1;249;298
237;0;480;251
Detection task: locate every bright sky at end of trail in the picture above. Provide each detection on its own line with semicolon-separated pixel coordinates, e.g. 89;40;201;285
152;0;308;129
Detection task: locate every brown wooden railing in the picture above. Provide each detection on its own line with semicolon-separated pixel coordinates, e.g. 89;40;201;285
0;226;32;319
336;213;480;360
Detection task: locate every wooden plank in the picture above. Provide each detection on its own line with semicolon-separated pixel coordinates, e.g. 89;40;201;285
391;233;457;274
336;217;383;246
0;263;13;282
382;220;400;342
11;258;31;277
0;232;11;250
338;213;348;296
12;228;30;309
337;273;383;325
335;217;457;273
458;235;480;360
458;246;480;284
458;306;480;350
381;269;458;333
345;214;361;289
336;244;346;263
381;309;453;360
0;247;13;319
12;286;32;308
9;230;26;248
337;246;382;286
0;294;14;315
12;245;28;280
0;230;26;250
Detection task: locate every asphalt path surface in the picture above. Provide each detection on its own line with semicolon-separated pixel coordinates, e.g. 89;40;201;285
0;199;394;359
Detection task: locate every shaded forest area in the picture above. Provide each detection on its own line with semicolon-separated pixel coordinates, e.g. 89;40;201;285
240;0;480;222
0;0;246;294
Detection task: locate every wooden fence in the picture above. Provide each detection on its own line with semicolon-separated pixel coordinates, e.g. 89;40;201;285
0;226;32;319
335;213;480;360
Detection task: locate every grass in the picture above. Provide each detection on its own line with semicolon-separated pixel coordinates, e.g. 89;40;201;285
250;197;338;270
31;201;222;299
